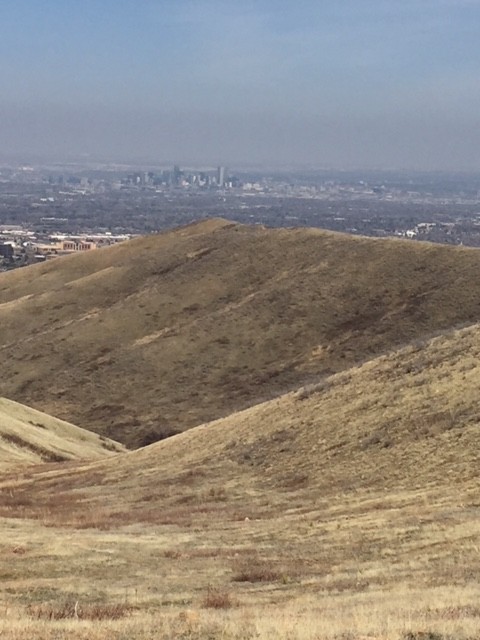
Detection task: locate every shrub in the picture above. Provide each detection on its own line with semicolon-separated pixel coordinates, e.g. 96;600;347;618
201;586;234;609
231;557;280;583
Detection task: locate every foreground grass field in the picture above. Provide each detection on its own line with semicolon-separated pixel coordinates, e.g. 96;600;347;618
1;485;480;639
1;322;480;637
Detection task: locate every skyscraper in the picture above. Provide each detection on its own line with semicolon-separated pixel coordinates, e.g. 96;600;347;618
217;166;226;187
173;165;182;186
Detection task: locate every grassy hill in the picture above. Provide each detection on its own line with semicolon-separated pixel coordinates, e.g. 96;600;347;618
2;218;480;446
3;319;479;523
0;323;479;638
0;397;124;468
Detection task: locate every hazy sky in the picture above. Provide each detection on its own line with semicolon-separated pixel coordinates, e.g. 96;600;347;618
2;0;480;169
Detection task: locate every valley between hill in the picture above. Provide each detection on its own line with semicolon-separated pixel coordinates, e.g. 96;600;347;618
2;219;480;447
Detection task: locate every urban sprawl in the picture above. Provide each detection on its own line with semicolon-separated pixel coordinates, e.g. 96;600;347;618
3;161;480;270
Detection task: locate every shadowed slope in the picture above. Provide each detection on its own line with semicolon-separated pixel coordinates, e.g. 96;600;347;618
2;218;480;446
0;398;124;468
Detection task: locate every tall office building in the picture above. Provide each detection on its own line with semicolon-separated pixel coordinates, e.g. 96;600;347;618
217;166;226;187
173;165;182;186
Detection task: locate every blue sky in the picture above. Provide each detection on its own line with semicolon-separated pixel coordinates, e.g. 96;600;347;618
1;0;480;168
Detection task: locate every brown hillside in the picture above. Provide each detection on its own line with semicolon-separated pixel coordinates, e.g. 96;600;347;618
2;320;479;524
0;397;124;468
1;218;480;446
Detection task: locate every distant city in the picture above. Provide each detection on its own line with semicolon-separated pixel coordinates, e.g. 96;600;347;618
2;160;480;270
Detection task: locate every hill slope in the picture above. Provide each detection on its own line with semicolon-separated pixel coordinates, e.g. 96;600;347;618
1;320;479;523
2;218;480;446
0;397;124;468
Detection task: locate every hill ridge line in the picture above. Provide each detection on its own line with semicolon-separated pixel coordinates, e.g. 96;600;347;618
2;219;480;447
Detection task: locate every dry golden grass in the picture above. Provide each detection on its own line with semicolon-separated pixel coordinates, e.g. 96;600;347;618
3;219;480;446
5;592;480;640
0;397;124;468
0;517;480;639
0;323;479;636
2;320;479;525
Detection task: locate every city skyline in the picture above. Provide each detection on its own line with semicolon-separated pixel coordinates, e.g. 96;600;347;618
1;1;480;170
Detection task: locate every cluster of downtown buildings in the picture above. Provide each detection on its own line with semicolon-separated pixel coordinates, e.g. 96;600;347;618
123;166;236;189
